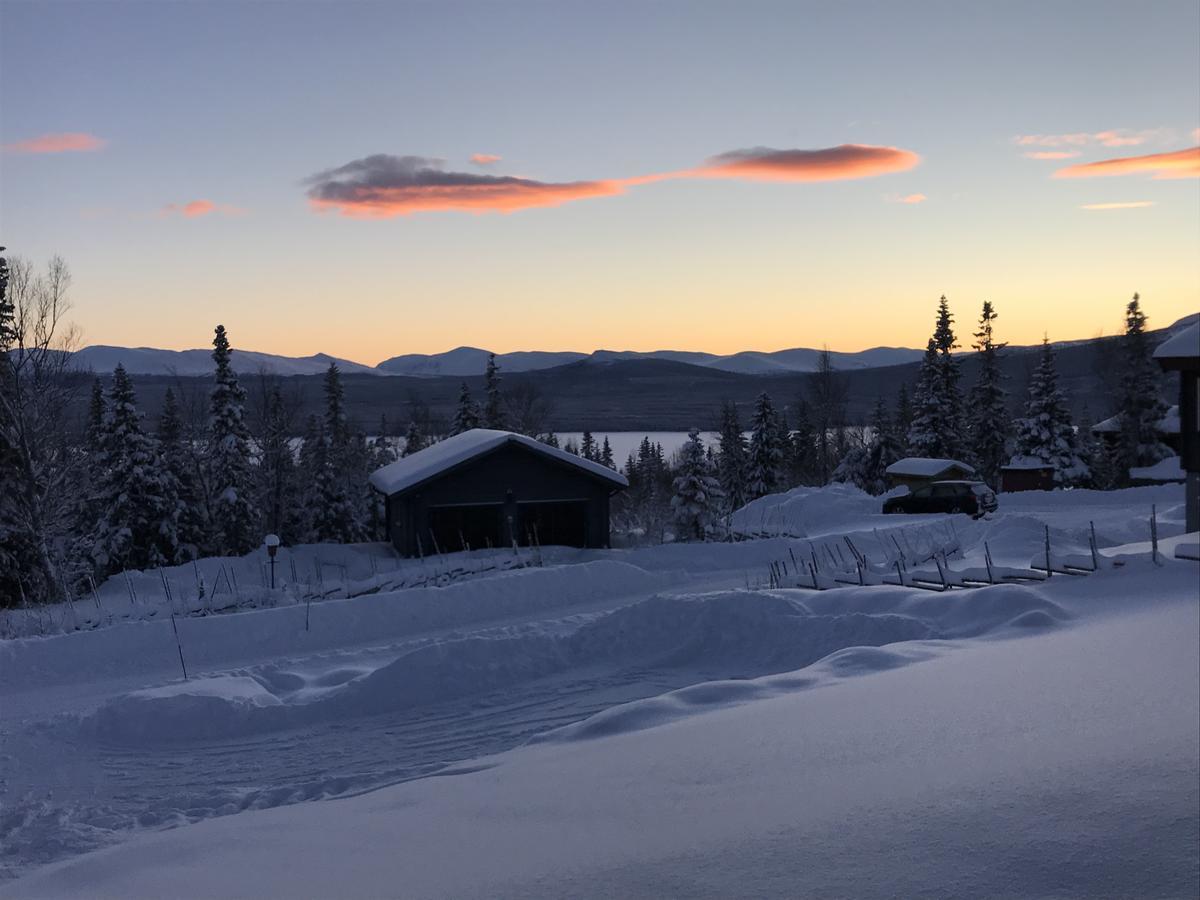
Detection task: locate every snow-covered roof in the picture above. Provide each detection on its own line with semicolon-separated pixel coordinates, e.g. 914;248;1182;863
884;457;976;478
1003;455;1053;471
1153;322;1199;361
1129;456;1186;482
1092;405;1179;435
369;429;628;496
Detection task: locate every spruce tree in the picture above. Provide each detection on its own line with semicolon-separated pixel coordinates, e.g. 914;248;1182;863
746;392;785;500
789;399;818;486
403;419;427;456
580;430;597;462
967;301;1010;485
92;366;180;575
540;432;560;448
256;384;300;543
309;363;367;543
600;437;615;469
1116;293;1171;476
1014;339;1088;487
833;398;903;494
906;339;944;457
716;401;748;513
893;383;914;443
933;295;964;456
671;428;724;540
208;325;258;554
451;382;480;434
159;386;204;557
483;353;505;429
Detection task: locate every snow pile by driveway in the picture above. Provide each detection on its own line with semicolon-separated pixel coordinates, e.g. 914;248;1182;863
731;482;884;537
78;583;1066;745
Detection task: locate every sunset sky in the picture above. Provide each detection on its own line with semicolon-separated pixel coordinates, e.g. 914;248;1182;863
2;0;1198;364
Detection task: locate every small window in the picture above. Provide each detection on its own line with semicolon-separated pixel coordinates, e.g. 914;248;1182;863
932;484;962;497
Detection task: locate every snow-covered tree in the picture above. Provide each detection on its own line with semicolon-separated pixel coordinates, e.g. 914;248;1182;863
806;349;847;484
451;382;480;434
966;300;1010;485
671;428;724;540
309;363;368;543
483;353;505;429
1014;339;1088;487
91;366;180;575
908;297;965;459
833;397;903;494
893;383;913;443
208;325;258;554
159;386;205;558
716;401;747;513
539;432;560;448
255;384;301;544
1116;294;1171;476
746;392;785;499
403;419;427;456
788;399;818;487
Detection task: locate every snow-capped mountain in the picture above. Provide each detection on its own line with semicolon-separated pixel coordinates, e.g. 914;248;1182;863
70;346;384;377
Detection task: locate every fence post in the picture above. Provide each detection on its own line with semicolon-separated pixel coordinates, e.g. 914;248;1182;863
1151;505;1159;565
1044;525;1053;578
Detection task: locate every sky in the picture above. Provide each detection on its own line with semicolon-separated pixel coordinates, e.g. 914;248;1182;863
1;0;1198;364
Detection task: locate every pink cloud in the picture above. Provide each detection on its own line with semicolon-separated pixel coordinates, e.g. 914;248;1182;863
1054;146;1200;180
691;144;919;182
886;193;927;204
470;153;502;166
1024;150;1081;160
162;200;245;218
1015;129;1171;149
3;132;106;154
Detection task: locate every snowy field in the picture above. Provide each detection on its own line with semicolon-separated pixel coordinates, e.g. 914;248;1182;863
1;484;1197;897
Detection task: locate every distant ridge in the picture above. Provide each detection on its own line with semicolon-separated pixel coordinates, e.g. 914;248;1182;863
69;313;1198;378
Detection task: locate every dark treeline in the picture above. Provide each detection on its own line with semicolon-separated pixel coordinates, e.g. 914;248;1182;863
0;250;1177;606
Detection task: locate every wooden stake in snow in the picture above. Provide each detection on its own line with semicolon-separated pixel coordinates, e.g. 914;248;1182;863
169;610;188;681
1151;505;1159;565
1089;521;1099;570
1044;525;1053;578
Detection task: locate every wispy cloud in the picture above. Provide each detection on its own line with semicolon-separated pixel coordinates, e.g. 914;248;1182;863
1080;201;1155;210
1023;150;1081;160
1015;128;1172;149
470;153;502;166
885;192;927;204
692;144;919;182
162;200;245;218
304;144;921;217
3;132;107;154
1055;146;1200;180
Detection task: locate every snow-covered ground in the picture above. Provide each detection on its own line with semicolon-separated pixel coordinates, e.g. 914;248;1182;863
1;485;1196;896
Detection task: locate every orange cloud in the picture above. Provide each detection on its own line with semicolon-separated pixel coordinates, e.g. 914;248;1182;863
162;200;244;218
305;144;921;217
470;153;502;165
1054;146;1200;180
886;192;927;204
1080;201;1154;210
1024;150;1081;160
3;132;106;154
692;144;919;182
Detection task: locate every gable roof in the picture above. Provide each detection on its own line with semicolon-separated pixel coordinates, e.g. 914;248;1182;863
885;457;977;478
1154;322;1199;362
369;429;628;496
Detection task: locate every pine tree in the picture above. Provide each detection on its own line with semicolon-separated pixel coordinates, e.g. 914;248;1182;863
158;387;204;559
1014;339;1088;487
967;301;1010;485
451;382;480;434
208;325;258;554
833;397;903;495
309;363;367;543
539;432;560;448
671;428;724;540
746;392;785;499
893;383;914;443
91;366;180;575
483;354;505;429
600;437;615;469
580;430;597;462
788;399;818;486
1116;293;1171;476
256;384;301;543
906;339;944;456
403;419;427;456
563;438;580;455
716;401;748;513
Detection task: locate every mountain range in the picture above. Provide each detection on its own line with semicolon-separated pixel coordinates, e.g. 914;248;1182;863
70;313;1197;379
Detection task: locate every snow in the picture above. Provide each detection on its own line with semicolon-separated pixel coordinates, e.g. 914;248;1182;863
884;456;976;478
1129;455;1186;482
1154;321;1200;360
1093;404;1179;435
1004;454;1052;470
368;428;627;496
1;483;1196;896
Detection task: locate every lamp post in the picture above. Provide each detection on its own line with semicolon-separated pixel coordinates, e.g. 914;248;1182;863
264;534;280;589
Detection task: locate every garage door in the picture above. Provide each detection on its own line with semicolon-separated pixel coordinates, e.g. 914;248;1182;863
518;500;588;548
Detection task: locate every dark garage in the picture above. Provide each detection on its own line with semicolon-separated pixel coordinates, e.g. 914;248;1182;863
369;429;628;557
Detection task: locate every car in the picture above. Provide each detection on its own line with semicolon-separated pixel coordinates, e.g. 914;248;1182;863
882;480;998;517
